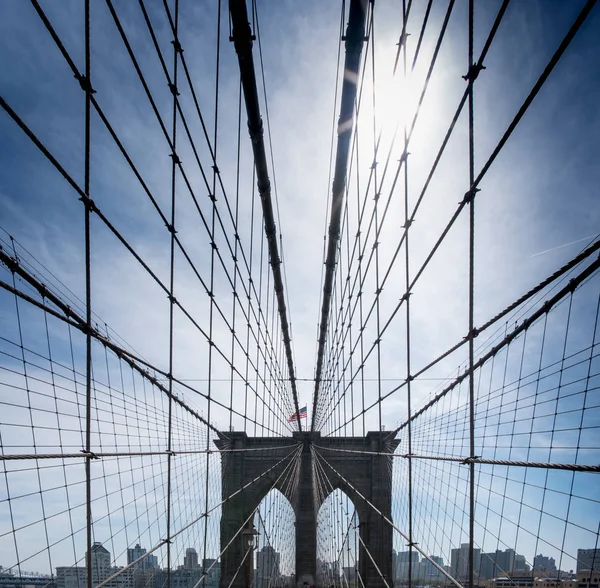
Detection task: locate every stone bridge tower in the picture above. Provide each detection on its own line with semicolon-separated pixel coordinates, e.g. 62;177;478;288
215;431;399;588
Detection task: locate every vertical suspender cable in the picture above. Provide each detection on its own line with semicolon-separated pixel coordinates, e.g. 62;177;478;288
83;2;93;587
166;0;180;582
467;1;477;587
203;1;221;583
400;0;415;586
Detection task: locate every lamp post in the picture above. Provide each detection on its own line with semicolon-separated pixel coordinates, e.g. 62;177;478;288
241;523;259;588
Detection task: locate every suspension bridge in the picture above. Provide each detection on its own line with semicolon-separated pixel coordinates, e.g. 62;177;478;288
0;1;599;588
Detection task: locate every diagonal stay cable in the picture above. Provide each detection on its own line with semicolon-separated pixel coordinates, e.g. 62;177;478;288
312;447;391;588
94;444;301;588
325;0;597;435
388;253;600;438
25;0;294;432
312;447;464;588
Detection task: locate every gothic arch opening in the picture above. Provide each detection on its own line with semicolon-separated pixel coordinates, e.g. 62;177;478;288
316;489;360;588
253;488;295;588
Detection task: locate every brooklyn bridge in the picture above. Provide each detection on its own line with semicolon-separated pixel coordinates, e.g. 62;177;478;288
0;1;599;588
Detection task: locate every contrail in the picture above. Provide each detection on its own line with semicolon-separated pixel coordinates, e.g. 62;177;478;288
531;234;598;258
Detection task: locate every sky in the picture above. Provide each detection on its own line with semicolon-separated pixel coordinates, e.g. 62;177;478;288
0;0;599;581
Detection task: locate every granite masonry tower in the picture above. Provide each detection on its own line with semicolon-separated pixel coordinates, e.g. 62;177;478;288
216;431;399;588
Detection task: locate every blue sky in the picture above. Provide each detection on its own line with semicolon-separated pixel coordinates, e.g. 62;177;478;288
1;0;599;580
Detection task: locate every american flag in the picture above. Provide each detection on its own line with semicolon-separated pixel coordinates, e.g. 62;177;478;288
288;406;307;422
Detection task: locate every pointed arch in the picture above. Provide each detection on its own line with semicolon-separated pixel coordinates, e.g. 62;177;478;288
316;489;361;588
254;489;296;588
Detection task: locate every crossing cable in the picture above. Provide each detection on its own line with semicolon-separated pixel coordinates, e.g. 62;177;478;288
401;238;600;395
11;2;276;438
138;2;294;432
23;0;293;433
316;0;513;433
91;444;301;588
252;0;299;385
328;238;600;433
389;252;600;437
130;0;296;431
0;229;136;359
336;0;596;422
311;0;368;432
315;6;379;433
313;447;464;588
315;3;379;433
315;0;459;421
312;448;391;588
0;277;281;438
0;95;293;434
229;0;302;431
332;238;600;436
0;248;229;436
160;0;263;306
314;0;348;374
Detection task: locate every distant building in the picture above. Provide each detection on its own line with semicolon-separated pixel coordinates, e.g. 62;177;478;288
183;548;199;570
484;571;599;588
55;568;85;588
479;549;529;579
131;569;160;588
90;542;111;585
515;555;530;572
484;575;535;588
425;556;445;578
396;551;420;564
395;550;420;580
126;545;158;570
169;568;201;588
57;544;133;588
451;544;481;580
577;550;600;575
534;555;557;573
201;559;220;588
256;546;280;588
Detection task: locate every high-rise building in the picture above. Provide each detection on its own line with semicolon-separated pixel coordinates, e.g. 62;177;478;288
451;544;481;580
396;550;421;580
479;549;518;579
89;542;111;585
201;559;220;588
514;554;530;572
128;544;146;566
577;549;600;574
183;548;199;569
396;551;420;564
533;555;557;573
256;546;280;588
425;556;444;578
126;544;158;570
